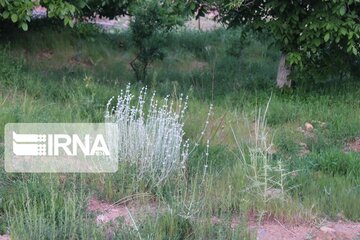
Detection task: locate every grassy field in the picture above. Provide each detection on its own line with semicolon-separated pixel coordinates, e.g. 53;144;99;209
0;21;360;239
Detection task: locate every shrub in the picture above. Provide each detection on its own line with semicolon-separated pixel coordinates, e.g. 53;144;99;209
105;85;189;189
129;0;183;82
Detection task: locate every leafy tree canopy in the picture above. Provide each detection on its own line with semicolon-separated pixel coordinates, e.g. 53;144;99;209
213;0;360;83
0;0;78;30
0;0;197;30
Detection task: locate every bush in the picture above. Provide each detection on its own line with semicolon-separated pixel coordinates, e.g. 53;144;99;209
129;0;182;82
105;85;189;189
73;22;102;38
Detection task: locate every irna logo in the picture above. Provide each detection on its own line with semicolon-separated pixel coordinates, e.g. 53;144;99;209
12;132;110;156
5;123;119;173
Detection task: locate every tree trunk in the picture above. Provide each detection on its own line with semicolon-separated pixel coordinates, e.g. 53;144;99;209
276;53;291;88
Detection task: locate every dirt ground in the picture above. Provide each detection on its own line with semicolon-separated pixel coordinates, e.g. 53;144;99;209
87;198;360;240
251;222;360;240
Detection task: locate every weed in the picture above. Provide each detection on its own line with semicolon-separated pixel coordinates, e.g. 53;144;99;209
106;85;190;190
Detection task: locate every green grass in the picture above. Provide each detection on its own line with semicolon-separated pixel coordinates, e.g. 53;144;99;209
1;21;360;239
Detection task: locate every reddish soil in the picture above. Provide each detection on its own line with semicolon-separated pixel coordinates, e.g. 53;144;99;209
88;198;360;240
345;137;360;152
87;197;159;226
88;198;133;225
250;221;360;240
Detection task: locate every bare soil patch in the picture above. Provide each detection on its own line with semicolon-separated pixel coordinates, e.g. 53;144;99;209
250;221;360;240
344;137;360;152
88;198;360;239
37;49;54;60
87;197;160;226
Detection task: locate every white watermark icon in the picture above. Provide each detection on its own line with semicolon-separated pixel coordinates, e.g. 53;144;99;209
12;132;110;156
5;123;119;173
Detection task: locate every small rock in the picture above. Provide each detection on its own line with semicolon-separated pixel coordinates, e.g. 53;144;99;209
211;216;221;225
305;122;314;132
299;142;310;156
96;214;106;225
315;226;351;240
336;212;346;221
297;127;305;133
267;145;277;155
320;226;336;234
264;188;283;199
316;226;337;240
59;175;67;183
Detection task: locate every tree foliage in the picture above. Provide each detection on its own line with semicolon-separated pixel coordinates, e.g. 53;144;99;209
0;0;201;32
214;0;360;84
0;0;136;31
80;0;132;19
129;0;184;82
0;0;79;30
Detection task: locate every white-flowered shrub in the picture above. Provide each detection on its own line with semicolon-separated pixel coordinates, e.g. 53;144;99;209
105;85;189;187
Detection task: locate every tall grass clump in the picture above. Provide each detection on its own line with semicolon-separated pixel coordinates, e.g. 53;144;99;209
0;47;24;87
5;176;104;239
106;85;190;190
232;100;297;206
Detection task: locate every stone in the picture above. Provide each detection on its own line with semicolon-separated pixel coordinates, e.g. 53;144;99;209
264;188;283;199
305;122;314;132
320;226;336;234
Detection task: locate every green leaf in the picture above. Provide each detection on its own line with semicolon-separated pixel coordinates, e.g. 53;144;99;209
49;4;55;11
21;22;28;31
340;28;347;35
11;14;18;23
313;38;321;47
339;5;346;16
284;37;288;45
2;11;9;19
324;33;330;42
69;5;76;14
352;46;358;55
68;19;74;28
64;17;69;25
